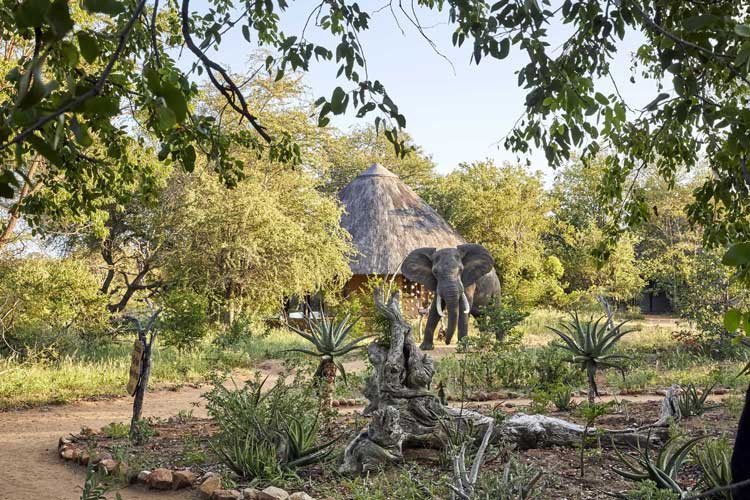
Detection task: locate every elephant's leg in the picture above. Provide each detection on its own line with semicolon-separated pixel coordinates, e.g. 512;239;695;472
420;300;440;351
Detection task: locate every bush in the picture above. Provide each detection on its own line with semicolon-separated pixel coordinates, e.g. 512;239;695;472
0;257;109;356
475;297;529;343
204;374;336;480
159;288;210;351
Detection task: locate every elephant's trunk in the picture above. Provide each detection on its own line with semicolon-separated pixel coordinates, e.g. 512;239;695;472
440;284;462;345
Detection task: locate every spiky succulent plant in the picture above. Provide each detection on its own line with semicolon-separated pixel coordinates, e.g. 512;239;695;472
548;312;636;404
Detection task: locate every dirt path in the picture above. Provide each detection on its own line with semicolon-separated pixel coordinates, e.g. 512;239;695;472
0;349;680;500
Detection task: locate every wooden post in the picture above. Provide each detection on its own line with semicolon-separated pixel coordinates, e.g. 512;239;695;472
124;305;162;443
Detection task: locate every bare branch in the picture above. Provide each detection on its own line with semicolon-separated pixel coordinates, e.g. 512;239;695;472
180;0;271;142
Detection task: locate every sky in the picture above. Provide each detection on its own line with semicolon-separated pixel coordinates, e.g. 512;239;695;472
189;1;660;181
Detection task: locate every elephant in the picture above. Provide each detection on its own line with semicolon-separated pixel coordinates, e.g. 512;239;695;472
402;244;502;350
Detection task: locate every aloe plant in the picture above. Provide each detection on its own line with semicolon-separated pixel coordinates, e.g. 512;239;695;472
287;309;373;408
677;381;719;417
693;438;733;500
613;433;704;495
548;312;636;404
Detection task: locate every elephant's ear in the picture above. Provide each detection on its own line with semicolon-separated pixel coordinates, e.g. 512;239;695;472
402;247;437;290
458;244;494;285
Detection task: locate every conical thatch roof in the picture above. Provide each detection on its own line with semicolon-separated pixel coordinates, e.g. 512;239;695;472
338;164;465;275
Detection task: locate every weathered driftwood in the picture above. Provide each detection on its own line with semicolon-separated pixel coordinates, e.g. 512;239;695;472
340;289;658;474
655;384;682;427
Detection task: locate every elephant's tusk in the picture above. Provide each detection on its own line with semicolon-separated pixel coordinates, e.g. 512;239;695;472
461;293;470;314
435;294;444;317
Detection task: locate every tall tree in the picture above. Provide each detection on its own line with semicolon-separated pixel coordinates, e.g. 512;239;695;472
424;160;563;306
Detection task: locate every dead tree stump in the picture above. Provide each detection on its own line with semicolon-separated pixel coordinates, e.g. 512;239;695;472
340;289;658;474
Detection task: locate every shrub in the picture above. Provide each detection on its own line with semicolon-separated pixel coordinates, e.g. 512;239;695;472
693;438;733;500
475;297;529;343
204;374;336;480
159;288;210;351
0;257;109;355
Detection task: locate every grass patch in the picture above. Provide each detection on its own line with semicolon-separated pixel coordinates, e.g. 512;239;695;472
0;327;311;409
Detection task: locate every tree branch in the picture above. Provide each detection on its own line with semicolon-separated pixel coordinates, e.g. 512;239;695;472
0;0;149;153
180;0;271;142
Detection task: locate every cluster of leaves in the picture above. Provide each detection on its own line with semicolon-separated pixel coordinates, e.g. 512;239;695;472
676;381;719;418
204;374;337;480
474;297;529;344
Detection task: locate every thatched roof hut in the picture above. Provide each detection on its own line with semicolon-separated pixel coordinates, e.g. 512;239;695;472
338;164;465;278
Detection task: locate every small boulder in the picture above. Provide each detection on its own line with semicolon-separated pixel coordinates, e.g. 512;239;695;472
98;459;118;474
91;451;112;465
78;451;90;466
146;468;173;490
212;490;241;500
199;474;222;498
241;488;261;500
258;486;290;500
172;469;196;489
137;470;151;484
58;437;72;449
60;446;79;461
289;493;314;500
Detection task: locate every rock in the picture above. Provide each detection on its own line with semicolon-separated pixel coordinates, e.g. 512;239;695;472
487;391;503;401
58;437;72;449
78;450;90;466
289;493;314;500
137;471;151;484
505;402;514;408
146;468;173;490
212;490;241;500
172;470;196;489
199;474;222;497
91;451;112;465
241;488;261;500
715;388;729;395
60;446;79;461
258;486;290;500
99;459;118;474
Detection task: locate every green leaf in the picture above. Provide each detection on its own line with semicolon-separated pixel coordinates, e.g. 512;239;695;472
14;0;50;28
156;106;177;130
83;0;124;15
82;96;120;117
331;87;347;114
161;85;188;123
645;93;670;111
722;242;750;267
735;24;750;38
682;15;719;32
77;32;100;64
594;92;609;105
724;309;742;332
45;0;73;37
26;134;62;166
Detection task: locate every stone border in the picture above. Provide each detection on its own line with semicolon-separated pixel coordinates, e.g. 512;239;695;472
57;434;331;500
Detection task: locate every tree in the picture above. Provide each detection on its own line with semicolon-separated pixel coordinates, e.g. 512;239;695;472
424;160;564;307
161;166;352;323
3;0;750;258
548;157;645;304
636;172;704;308
320;126;436;194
